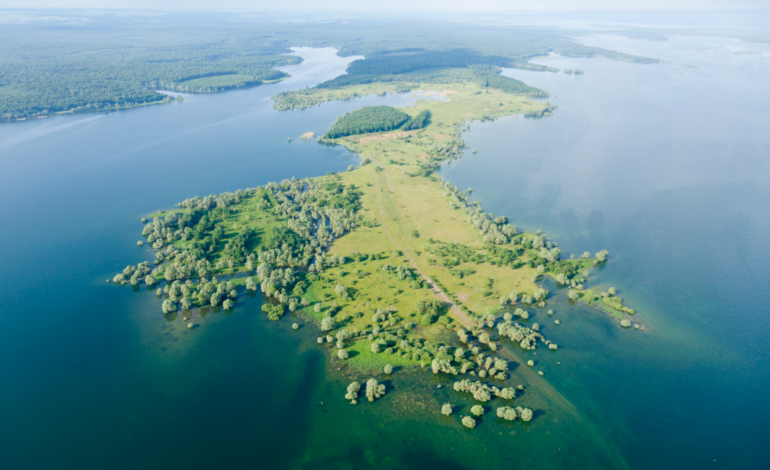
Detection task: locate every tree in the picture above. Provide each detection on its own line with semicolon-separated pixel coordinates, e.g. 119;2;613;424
595;250;609;262
473;388;491;402
223;299;234;310
519;407;533;422
471;405;484;416
336;329;351;343
321;316;336;331
441;403;454;416
366;378;386;402
371;342;380;354
337;349;349;360
384;364;393;374
314;303;322;313
462;416;476;429
334;284;348;297
497;406;517;421
162;299;177;314
345;381;360;403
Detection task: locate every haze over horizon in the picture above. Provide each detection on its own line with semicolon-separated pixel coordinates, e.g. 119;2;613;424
2;0;769;11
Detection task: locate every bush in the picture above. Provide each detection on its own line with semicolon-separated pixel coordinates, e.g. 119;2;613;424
262;304;284;321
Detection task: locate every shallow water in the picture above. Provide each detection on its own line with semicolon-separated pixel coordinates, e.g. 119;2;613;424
0;37;768;469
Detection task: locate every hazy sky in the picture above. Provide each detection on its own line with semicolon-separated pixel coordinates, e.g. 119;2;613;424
3;0;767;10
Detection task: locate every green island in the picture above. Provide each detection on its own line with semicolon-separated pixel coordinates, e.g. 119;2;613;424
112;69;640;430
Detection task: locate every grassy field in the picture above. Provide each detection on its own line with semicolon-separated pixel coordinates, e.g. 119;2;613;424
291;80;624;367
328;82;554;316
136;78;633;372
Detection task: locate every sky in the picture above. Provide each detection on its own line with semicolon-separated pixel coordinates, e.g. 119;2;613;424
1;0;767;11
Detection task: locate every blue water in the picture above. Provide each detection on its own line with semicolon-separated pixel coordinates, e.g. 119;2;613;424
0;48;451;470
1;37;769;469
441;34;770;469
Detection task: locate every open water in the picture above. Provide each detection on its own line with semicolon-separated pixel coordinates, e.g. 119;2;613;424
0;38;768;469
441;34;770;469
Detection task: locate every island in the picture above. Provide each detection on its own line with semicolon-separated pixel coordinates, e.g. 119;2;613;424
112;71;638;429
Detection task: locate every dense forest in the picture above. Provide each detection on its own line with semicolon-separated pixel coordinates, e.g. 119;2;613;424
1;11;659;122
403;110;431;131
324;106;410;139
0;20;300;121
344;50;547;75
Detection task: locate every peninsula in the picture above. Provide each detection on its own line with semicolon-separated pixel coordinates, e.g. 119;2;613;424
113;73;638;429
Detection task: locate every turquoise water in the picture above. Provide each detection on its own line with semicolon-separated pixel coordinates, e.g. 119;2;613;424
0;38;768;469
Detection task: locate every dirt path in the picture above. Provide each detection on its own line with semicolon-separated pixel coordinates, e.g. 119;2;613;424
418;272;474;329
371;158;395;244
371;158;474;329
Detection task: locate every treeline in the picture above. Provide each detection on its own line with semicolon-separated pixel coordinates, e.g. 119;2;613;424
403;110;431;130
324;106;410;139
3;14;660;122
479;73;549;98
0;25;300;122
150;69;288;94
315;67;476;90
345;49;512;75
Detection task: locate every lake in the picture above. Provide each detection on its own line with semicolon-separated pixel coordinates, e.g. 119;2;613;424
441;34;770;469
0;39;768;469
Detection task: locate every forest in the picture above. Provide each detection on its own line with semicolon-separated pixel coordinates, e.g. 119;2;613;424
324;106;410;139
1;11;660;122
